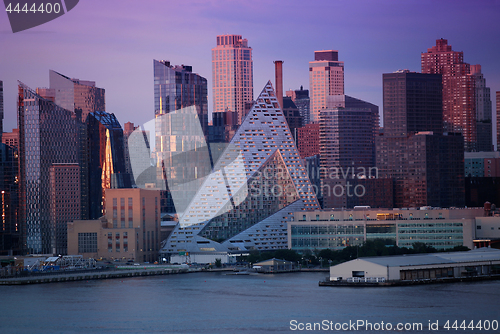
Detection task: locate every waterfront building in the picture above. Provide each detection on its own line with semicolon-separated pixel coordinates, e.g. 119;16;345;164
67;188;161;262
212;34;253;125
421;39;477;151
474;216;500;248
160;82;320;263
86;111;131;220
286;87;310;125
470;65;493;151
18;82;79;254
289;207;483;252
297;123;319;159
328;248;500;282
2;128;19;149
309;50;344;123
49;163;80;255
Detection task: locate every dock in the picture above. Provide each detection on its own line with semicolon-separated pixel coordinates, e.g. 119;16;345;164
319;274;500;287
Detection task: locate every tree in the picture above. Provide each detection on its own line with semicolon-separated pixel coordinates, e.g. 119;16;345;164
214;258;222;268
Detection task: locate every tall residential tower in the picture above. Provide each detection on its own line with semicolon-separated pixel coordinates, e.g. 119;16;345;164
212;34;253;125
421;39;476;151
309;50;344;123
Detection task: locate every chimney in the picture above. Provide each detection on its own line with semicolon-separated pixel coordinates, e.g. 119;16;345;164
274;60;283;109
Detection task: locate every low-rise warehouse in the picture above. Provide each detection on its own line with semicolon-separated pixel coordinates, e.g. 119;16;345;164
329;248;500;282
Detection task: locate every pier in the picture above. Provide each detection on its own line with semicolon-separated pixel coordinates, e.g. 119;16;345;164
0;266;192;285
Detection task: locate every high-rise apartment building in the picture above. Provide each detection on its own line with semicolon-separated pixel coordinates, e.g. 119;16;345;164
470;65;493;151
153;60;208;132
18;82;79;254
421;39;476;151
383;71;443;136
86;111;131;220
309;50;344;123
47;70;105;220
0;80;3;141
0;142;20;255
153;60;210;214
497;91;500;150
319;95;379;208
297;123;320;159
49;70;105;122
377;71;465;208
2;128;19;149
212;35;253;125
286;86;310;125
49;163;80;255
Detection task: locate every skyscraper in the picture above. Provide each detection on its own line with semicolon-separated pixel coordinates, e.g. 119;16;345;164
86;111;131;220
383;70;443;136
153;60;208;132
49;163;80;255
377;71;464;208
497;91;500;151
212;34;253;125
470;65;493;151
286;86;310;125
153;60;210;214
18;82;79;254
421;39;476;151
49;70;105;122
0;80;3;141
319;95;379;208
47;70;105;220
309;50;344;123
0;142;20;255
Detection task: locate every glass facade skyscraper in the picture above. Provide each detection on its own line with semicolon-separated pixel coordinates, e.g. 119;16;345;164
49;70;105;123
152;60;209;214
18;82;79;254
86;111;131;220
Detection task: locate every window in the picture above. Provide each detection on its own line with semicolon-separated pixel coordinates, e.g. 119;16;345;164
115;233;120;252
78;233;97;253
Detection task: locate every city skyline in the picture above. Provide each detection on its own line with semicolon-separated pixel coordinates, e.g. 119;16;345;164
1;0;499;140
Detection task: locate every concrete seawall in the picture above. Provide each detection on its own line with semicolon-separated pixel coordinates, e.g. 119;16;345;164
0;267;191;285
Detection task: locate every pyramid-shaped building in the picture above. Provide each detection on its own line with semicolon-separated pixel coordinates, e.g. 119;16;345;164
160;82;319;260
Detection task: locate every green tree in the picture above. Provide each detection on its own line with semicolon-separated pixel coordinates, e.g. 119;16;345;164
214;258;222;268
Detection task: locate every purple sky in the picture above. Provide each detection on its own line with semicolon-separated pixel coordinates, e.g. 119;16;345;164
1;0;499;134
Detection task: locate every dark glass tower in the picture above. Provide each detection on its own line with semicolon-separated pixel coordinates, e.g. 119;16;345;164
153;60;209;214
86;111;131;220
18;82;79;254
377;71;464;208
0;142;20;255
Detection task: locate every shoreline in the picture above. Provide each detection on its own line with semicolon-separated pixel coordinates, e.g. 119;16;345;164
0;266;328;285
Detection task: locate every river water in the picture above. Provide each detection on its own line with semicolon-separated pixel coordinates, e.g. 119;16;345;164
0;271;498;333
